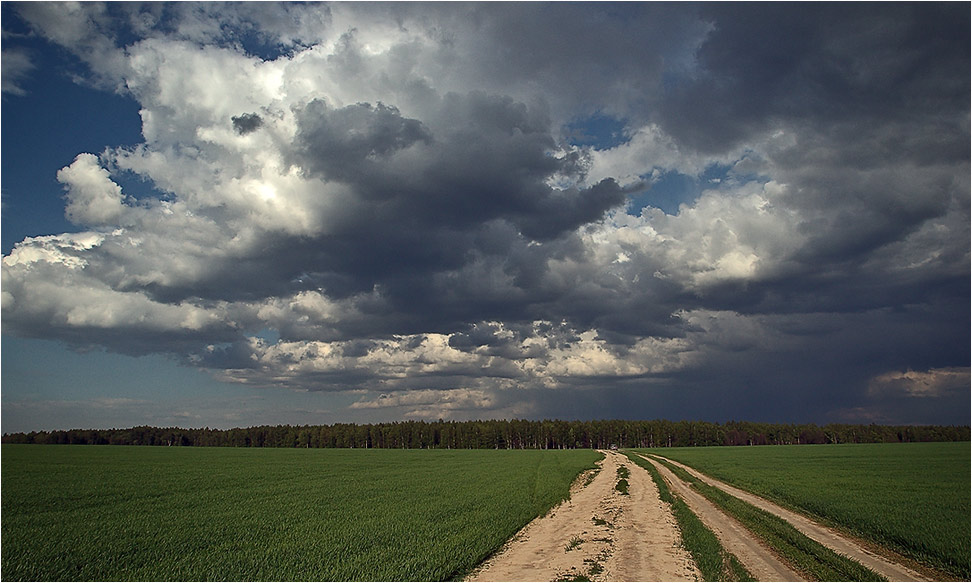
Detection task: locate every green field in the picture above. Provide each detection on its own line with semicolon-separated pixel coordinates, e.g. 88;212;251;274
1;445;601;581
641;442;970;578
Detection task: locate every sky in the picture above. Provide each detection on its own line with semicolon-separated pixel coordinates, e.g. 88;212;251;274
1;2;969;433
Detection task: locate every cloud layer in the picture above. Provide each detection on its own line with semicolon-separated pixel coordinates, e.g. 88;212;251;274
3;3;969;424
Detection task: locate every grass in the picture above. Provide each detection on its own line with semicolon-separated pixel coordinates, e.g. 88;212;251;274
1;445;602;581
624;452;753;581
564;535;584;552
614;478;629;495
646;442;970;579
615;464;630;494
649;455;883;581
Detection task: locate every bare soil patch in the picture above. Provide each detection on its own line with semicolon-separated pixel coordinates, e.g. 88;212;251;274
653;455;931;582
465;451;699;582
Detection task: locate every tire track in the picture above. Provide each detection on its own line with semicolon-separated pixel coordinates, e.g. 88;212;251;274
653;455;930;582
640;454;804;581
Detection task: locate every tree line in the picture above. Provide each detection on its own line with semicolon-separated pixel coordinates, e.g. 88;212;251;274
3;419;968;449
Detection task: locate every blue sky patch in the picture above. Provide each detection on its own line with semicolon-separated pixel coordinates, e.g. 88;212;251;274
564;113;628;150
627;163;734;216
1;7;143;252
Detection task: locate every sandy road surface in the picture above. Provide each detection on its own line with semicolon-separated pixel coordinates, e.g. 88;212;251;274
466;450;699;582
639;454;803;581
653;455;930;582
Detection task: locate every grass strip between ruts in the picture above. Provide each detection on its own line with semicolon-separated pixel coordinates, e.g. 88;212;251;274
647;454;885;582
623;452;753;582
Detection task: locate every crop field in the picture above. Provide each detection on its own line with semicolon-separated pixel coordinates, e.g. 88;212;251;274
1;445;601;581
641;442;970;579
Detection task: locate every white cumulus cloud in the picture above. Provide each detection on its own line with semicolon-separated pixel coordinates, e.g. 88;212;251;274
57;154;131;226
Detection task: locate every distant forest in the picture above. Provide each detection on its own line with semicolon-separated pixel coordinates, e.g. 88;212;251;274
3;419;969;449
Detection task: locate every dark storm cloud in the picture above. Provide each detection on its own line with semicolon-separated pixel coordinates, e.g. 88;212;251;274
644;2;970;320
284;91;629;314
231;113;263;135
293;100;432;189
707;302;970;425
658;3;970;154
292;91;587;236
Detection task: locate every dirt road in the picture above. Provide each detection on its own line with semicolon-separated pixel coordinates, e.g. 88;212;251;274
652;455;930;582
466;450;699;582
639;454;804;581
467;450;930;582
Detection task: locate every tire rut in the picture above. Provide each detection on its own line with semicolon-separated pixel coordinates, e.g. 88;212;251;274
639;454;804;582
653;455;930;582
